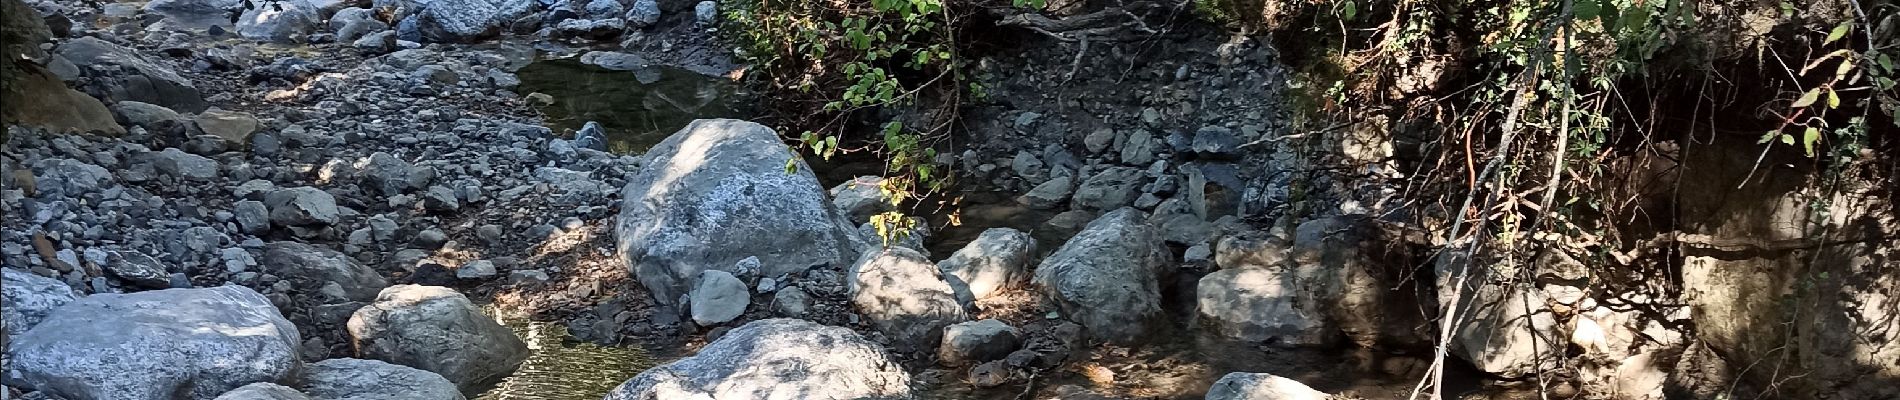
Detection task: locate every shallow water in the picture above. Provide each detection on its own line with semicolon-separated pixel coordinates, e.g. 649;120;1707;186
514;58;751;154
475;313;657;400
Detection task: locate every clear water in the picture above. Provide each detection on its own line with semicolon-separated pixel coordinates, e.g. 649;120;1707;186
474;314;657;400
514;58;751;154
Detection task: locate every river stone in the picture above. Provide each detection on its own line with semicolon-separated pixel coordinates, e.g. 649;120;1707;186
938;319;1023;366
358;151;433;196
56;36;208;112
1204;372;1330;400
625;0;659;27
112;101;187;133
936;227;1034;300
603;319;912;400
236;0;320;42
346;285;528;391
213;383;311;400
5;286;302;400
30;158;113;198
265;186;341;227
106;250;174;288
302;358;464;400
616;119;861;306
772;286;810;317
1070;166;1144;211
1;267;79;339
260;242;389;302
148;147;220;181
405;0;539;42
848;247;969;351
1032;208;1168;344
830;176;895;224
1020;174;1073;209
688;269;748;326
1195;265;1333;345
194;109;260;146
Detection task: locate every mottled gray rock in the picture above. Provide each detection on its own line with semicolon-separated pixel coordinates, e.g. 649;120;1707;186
772;286;810;317
30;158;112;198
106;251;173;288
5;286;302;400
1033;208;1168;343
603;319;911;400
1071;166;1144;211
56;37;207;112
213;383;311;400
236;200;271;234
358;152;433;196
938;319;1022;366
693;0;716;25
1121;130;1158;165
688;269;748;326
260;242;389;302
1196;265;1332;345
403;0;539;42
266;187;340;227
150;148;220;181
194;109;260;146
237;0;319;42
112;101;186;132
848;247;968;351
1020;175;1072;209
346;285;528;391
582;0;623;18
830;176;894;224
455;260;496;280
1;268;78;339
301;358;464;400
616;119;861;306
936;228;1034;300
1204;372;1330;400
1191;126;1240;155
625;0;659;27
421;185;460;212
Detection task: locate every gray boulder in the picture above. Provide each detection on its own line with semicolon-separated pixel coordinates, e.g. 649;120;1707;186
848;247;969;351
111;101;187;132
237;0;320;42
259;242;389;303
616;119;860;306
302;358;464;400
358;152;434;196
30;158;113;198
106;250;174;288
56;37;207;112
1204;372;1330;400
1070;166;1145;211
830;176;895;224
937;319;1022;366
1195;265;1333;345
346;285;529;391
214;383;312;400
1;268;79;339
936;227;1034;300
1020;174;1073;209
603;319;912;400
266;187;341;227
194;109;261;146
688;269;748;326
404;0;539;42
149;148;220;181
1032;208;1168;343
5;286;302;400
625;0;659;27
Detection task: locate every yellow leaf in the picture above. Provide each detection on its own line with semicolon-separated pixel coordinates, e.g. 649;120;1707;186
1793;88;1821;108
1826;89;1841;109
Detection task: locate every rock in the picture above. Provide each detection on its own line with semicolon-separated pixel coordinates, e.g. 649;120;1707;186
213;383;311;400
150;148;220;181
358;152;433;196
577;50;650;71
1291;217;1393;348
406;0;540;42
265;187;340;227
421;185;461;212
6;286;302;400
1;267;78;339
1192;126;1240;155
616;119;860;306
260;242;389;302
938;319;1023;366
1195;265;1334;345
1204;372;1330;400
346;285;529;390
30;158;112;198
455;260;497;280
302;358;463;400
551;17;625;40
625;0;659;27
112;101;186;132
194;109;260;146
329;7;374;30
603;319;911;400
1033;208;1167;343
352;30;397;53
573;120;608;151
772;286;810;317
936;228;1034;300
235;200;271;234
688;269;748;325
56;37;208;112
583;0;623;18
1020;175;1073;209
693;0;716;25
237;0;320;42
1121;131;1158;165
1215;235;1289;270
1071;166;1144;211
830;176;894;224
1084;128;1115;153
848;247;970;351
106;251;173;288
1012;151;1044;181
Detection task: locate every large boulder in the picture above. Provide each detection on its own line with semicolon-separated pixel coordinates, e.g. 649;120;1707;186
237;0;320;42
4;286;303;400
1204;372;1330;400
937;319;1023;366
213;383;311;400
345;285;528;391
1032;208;1168;343
603;319;912;400
301;358;464;400
393;0;540;42
847;247;970;351
1070;166;1145;211
0;267;79;340
266;187;341;227
616;119;860;306
1195;265;1333;345
936;227;1035;300
1436;250;1563;379
55;37;207;113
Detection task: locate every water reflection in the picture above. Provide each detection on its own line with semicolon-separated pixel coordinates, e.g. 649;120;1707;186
475;312;655;400
515;58;751;154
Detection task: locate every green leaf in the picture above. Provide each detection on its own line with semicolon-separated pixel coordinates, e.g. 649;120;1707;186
1781;133;1795;145
1825;21;1852;46
1879;54;1895;73
1793;88;1821;108
1759;130;1781;144
1826;89;1841;109
1802;126;1820;156
784;157;798;174
1341;1;1357;20
1574;0;1602;19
